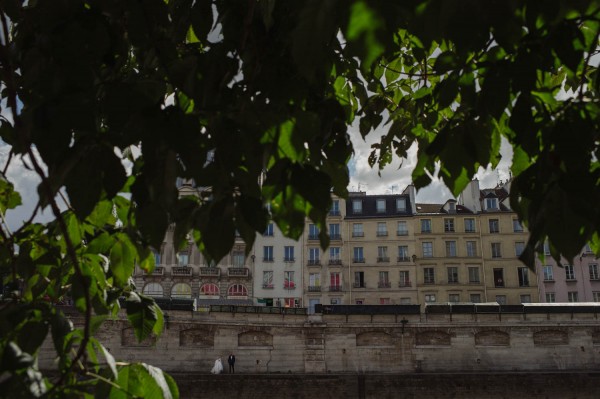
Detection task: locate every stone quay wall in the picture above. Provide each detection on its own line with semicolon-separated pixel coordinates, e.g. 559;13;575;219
39;310;600;374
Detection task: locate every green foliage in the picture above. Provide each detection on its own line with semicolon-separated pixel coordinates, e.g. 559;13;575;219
1;0;600;397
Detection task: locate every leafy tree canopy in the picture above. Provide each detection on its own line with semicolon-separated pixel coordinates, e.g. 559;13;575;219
1;0;599;397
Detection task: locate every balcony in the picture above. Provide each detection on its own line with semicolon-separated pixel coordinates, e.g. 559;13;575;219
377;257;390;263
308;234;319;241
398;281;412;288
228;267;250;277
262;284;274;289
352;283;365;288
145;266;165;276
352;232;364;237
329;210;341;216
396;231;408;236
378;281;391;288
376;231;388;237
283;257;295;262
263;257;274;262
308;286;321;292
328;259;342;266
397;256;410;262
199;267;220;277
307;259;321;266
172;266;193;277
353;258;365;263
329;234;342;241
329;285;342;292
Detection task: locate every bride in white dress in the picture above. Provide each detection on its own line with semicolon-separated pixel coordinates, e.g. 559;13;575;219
211;358;223;374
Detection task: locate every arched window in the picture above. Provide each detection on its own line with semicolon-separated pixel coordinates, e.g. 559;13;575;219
228;284;247;297
200;283;219;296
171;283;192;298
143;283;164;297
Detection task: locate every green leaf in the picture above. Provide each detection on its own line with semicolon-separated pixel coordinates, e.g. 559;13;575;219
125;293;163;342
110;363;178;399
109;234;136;287
433;51;460;74
0;176;22;213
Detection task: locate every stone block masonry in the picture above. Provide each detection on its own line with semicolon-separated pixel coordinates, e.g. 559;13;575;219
38;308;600;375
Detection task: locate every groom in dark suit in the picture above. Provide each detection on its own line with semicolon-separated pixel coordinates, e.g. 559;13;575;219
228;353;236;374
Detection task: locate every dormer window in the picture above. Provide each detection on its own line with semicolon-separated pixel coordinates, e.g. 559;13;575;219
353;200;362;214
376;199;386;213
396;198;406;212
485;198;498;210
448;202;456;213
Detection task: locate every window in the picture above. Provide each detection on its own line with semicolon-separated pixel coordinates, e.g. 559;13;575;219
262;271;274;288
445;241;457;257
308;248;320;265
589;264;599;280
355;299;364;305
379;298;391;305
330;200;340;216
520;295;531;303
232;251;245;267
284;246;295;261
397;221;408;236
425;294;436;303
593;292;600;302
352;223;364;237
468;267;480;283
543;241;551;255
486;197;498;210
171;283;192;298
352;199;362;214
330;298;340;305
377;222;388;236
422;242;433;258
329;247;341;262
329;223;341;240
200;283;219;296
444;218;455;232
263;246;274;262
284;271;295;289
464;218;476;233
396;198;406;212
378;271;390;288
489;219;499;233
308;273;320;290
543;265;554;281
330;272;341;290
494;268;504;287
513;218;523;232
376;199;386;213
398;245;409;261
354;272;365;288
152;249;161;265
449;294;460;303
491;242;502;258
515;242;525;257
447;267;459;283
568;291;578;302
177;251;189;266
565;264;575;280
228;284;248;297
264;223;274;236
400;298;411;304
308;224;319;240
545;292;556;303
421;219;432;233
399;271;410;287
470;294;481;303
466;241;477;257
584;243;593;253
377;246;389;262
424;268;435;284
143;282;164;297
495;295;507;305
518;267;529;287
353;247;364;263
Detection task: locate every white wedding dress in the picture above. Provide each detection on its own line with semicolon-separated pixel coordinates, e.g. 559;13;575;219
211;358;223;374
